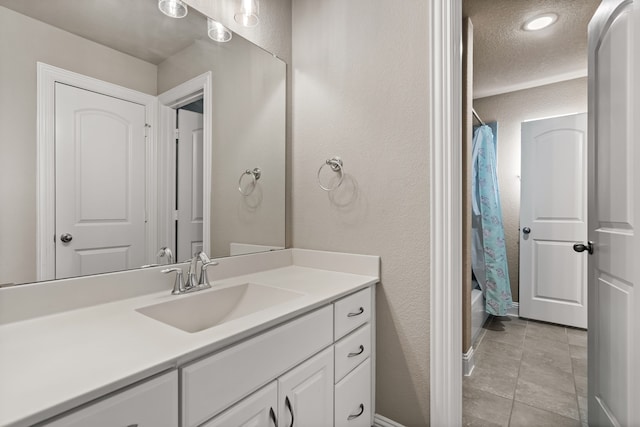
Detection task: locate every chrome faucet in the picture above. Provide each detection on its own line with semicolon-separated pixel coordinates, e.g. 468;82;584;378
164;251;218;295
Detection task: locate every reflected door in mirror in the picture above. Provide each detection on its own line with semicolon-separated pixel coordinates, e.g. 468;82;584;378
177;108;204;261
55;83;147;279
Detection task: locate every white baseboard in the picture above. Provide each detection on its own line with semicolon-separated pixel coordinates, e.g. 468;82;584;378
507;302;519;317
462;346;475;376
374;413;406;427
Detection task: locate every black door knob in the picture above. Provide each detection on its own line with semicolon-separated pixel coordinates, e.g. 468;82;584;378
522;227;531;234
573;241;594;255
60;233;73;243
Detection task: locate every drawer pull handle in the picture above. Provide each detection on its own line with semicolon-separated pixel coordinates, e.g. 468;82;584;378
348;345;365;357
347;403;365;420
269;407;278;426
347;307;364;317
285;396;294;427
126;425;139;427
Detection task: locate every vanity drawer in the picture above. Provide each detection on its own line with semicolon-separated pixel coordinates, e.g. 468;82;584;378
44;371;177;427
334;323;371;383
181;306;333;427
334;358;372;427
334;287;371;340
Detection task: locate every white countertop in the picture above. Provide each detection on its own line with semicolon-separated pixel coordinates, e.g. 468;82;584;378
0;250;379;427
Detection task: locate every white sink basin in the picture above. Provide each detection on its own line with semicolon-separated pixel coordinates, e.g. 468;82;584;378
137;283;304;333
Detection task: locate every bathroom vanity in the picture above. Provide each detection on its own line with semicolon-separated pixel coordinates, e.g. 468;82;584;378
0;249;379;427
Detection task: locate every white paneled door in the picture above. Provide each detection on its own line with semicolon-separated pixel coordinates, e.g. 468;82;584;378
176;109;204;261
520;113;588;328
55;83;147;279
588;0;640;424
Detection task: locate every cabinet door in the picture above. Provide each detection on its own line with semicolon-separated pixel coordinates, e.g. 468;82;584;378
202;382;278;427
44;371;177;427
278;346;334;427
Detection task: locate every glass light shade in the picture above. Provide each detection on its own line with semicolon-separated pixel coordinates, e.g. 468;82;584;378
234;0;259;27
208;18;232;42
158;0;188;18
523;13;558;31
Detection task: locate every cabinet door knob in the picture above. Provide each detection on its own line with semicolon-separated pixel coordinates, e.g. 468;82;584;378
347;307;364;317
347;403;365;420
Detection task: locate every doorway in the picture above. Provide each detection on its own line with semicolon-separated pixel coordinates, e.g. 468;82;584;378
175;102;204;262
456;0;597;422
157;72;213;262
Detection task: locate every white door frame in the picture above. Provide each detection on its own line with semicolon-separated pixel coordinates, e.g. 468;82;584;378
429;1;463;425
36;62;158;281
157;72;213;259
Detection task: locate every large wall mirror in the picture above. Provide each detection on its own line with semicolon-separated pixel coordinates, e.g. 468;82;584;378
0;0;286;286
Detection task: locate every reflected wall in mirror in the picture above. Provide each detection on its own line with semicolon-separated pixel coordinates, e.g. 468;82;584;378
0;0;286;286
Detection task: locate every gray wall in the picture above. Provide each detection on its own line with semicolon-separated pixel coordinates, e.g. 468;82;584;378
157;38;286;258
184;0;293;249
0;6;157;286
292;1;430;425
474;77;588;301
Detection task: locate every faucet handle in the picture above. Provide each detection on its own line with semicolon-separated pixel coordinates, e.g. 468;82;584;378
162;267;185;295
198;260;219;288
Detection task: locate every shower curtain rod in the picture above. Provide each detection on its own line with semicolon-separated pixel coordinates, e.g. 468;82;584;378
472;108;485;126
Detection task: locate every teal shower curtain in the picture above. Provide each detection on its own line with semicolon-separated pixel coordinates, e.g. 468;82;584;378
471;124;513;316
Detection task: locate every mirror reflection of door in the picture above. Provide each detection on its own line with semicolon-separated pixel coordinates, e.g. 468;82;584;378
55;83;147;279
176;104;204;261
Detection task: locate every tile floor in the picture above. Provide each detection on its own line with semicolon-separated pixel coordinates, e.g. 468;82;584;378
463;316;588;426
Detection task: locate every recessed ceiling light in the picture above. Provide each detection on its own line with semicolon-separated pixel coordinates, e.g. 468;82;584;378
207;18;232;42
158;0;188;18
234;0;259;27
523;13;558;31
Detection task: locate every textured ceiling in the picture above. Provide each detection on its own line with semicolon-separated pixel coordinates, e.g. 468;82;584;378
0;0;214;64
463;0;601;98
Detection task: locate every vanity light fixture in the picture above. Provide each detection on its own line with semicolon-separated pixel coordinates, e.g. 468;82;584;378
208;18;233;42
523;13;558;31
234;0;259;27
158;0;188;18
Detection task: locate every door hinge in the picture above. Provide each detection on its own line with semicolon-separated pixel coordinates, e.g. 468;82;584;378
174;129;180;139
173;210;179;221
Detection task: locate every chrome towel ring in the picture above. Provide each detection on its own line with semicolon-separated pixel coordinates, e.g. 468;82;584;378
238;167;261;196
317;157;344;191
